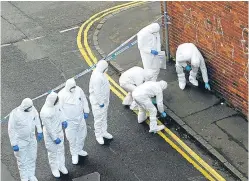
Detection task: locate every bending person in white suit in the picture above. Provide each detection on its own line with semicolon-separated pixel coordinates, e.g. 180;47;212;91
175;43;211;90
132;80;168;133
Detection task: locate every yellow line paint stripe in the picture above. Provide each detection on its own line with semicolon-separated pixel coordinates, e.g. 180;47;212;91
163;126;226;181
77;2;225;181
77;1;140;67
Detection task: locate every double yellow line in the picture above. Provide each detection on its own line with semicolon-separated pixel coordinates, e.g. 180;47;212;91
77;2;226;181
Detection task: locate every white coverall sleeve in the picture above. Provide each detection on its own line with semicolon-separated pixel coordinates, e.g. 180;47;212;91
8;111;18;146
42;116;57;141
92;77;105;105
81;89;90;114
200;58;209;83
156;91;164;113
34;109;42;133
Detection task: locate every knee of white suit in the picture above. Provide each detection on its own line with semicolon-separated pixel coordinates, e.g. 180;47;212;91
175;64;184;74
138;111;147;122
122;92;133;105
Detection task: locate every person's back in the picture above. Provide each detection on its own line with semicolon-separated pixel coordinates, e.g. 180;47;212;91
132;81;161;98
119;66;145;86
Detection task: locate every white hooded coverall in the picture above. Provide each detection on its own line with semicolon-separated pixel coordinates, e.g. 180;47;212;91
132;81;167;132
40;92;66;174
89;60;110;139
137;23;161;81
8;98;42;181
58;78;89;157
119;66;151;106
176;43;209;90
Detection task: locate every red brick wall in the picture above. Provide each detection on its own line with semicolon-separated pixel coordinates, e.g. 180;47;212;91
166;1;248;116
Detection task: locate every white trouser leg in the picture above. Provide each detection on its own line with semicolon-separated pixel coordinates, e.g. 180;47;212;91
26;139;37;179
91;100;109;138
176;64;186;90
189;66;199;86
44;129;65;171
14;144;30;180
66;121;79;156
76;120;87;153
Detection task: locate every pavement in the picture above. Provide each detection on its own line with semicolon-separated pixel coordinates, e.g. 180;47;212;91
1;2;232;181
93;2;248;180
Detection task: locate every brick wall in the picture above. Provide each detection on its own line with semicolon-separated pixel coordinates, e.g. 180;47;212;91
165;1;248;116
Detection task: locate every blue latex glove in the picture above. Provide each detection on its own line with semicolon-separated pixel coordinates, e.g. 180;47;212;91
84;113;89;119
161;112;167;118
151;50;158;55
54;138;61;145
12;145;19;152
37;133;43;141
185;65;192;72
100;104;104;108
205;83;211;91
62;121;68;129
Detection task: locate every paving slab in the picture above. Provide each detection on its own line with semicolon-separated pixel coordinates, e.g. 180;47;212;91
163;81;220;118
216;116;248;150
183;104;237;130
200;123;248;177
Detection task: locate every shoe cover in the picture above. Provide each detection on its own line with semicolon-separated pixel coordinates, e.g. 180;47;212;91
149;125;165;133
52;169;60;178
59;166;68;174
179;81;186;90
189;77;198;86
72;155;79;165
96;137;104;145
78;150;88;156
103;132;113;139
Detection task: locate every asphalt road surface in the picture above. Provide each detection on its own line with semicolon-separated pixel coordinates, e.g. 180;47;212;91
1;2;237;181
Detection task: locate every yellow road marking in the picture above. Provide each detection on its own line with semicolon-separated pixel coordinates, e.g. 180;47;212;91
77;2;226;181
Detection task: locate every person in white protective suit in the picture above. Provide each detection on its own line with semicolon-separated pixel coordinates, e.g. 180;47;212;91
40;92;68;178
119;66;153;110
58;78;89;165
175;43;211;90
132;80;168;133
137;23;161;81
8;98;43;181
89;60;113;145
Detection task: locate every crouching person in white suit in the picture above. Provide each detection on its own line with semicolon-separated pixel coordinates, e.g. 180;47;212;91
119;66;152;110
